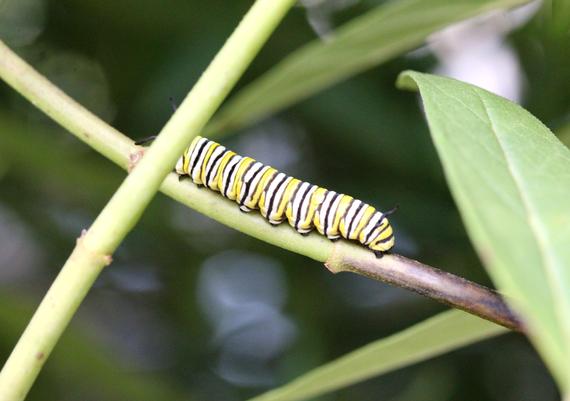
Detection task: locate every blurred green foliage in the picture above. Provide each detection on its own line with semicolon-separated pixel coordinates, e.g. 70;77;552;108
0;0;567;400
249;310;506;401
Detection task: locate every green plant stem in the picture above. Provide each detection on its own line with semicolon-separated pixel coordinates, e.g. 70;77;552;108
0;0;297;398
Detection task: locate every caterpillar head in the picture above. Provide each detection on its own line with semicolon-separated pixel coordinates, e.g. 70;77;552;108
367;205;398;253
175;156;185;175
368;221;395;253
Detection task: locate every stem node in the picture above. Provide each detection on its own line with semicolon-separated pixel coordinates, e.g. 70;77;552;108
76;233;114;267
128;148;146;172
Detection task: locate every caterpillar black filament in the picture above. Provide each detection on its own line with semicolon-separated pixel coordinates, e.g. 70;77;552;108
175;136;395;257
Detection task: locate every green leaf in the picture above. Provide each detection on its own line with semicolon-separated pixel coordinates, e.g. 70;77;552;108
248;310;505;401
207;0;530;136
397;71;570;392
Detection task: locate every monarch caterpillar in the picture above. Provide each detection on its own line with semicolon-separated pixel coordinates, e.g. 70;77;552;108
175;136;395;257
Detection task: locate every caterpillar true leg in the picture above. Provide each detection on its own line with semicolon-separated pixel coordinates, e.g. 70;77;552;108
373;251;385;259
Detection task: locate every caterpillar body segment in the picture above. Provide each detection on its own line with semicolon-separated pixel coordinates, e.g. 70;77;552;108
175;136;395;256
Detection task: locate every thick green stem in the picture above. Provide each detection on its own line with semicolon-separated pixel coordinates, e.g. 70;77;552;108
0;0;297;398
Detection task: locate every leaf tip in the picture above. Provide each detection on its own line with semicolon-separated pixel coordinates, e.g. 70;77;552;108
396;70;421;92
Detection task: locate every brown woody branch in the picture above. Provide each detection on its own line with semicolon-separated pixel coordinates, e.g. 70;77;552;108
326;249;524;332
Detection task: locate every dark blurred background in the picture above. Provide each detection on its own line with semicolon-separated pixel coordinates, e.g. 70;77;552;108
0;0;568;400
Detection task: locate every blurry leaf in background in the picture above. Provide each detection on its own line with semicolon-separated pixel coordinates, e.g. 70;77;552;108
398;71;570;392
249;310;505;401
513;2;570;125
540;0;570;37
385;363;457;401
0;0;46;47
206;0;530;136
